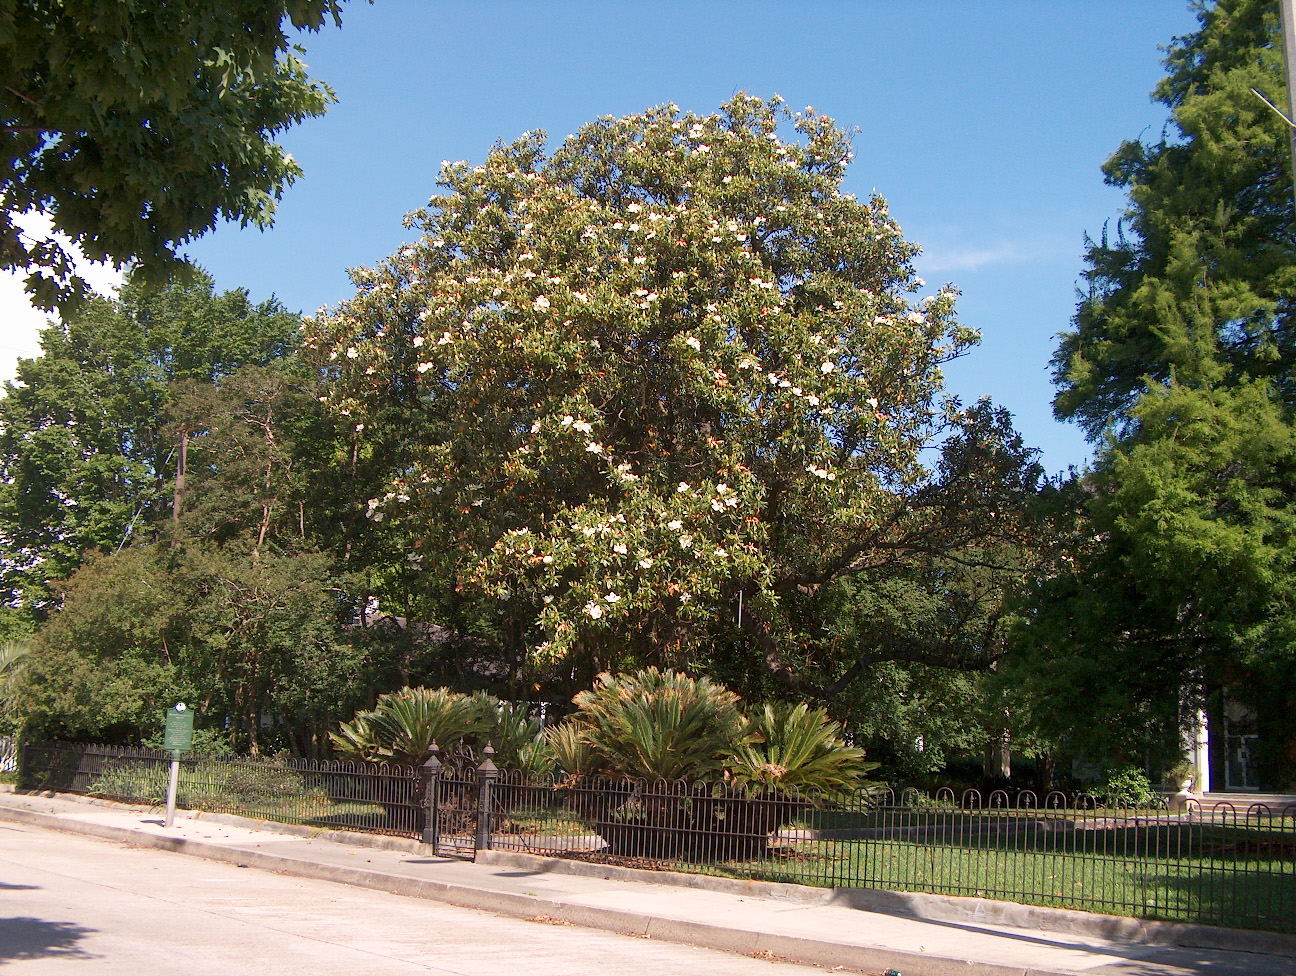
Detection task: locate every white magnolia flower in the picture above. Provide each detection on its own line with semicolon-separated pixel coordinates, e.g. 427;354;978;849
684;336;701;351
613;544;628;554
572;290;589;303
533;295;551;310
639;558;654;569
561;415;574;426
585;602;604;619
667;519;683;530
867;397;879;410
677;482;690;492
573;420;593;434
586;442;604;453
679;534;693;549
807;395;820;406
412;336;425;348
542;555;554;564
821;362;835;373
345;347;359;359
605;592;621;603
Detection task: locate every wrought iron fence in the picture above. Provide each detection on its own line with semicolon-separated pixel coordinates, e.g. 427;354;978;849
19;741;422;837
481;778;1296;934
17;742;1296;934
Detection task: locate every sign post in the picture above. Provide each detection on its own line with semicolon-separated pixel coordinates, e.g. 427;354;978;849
162;703;194;827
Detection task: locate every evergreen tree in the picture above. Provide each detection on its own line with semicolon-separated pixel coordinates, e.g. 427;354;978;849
1037;0;1296;782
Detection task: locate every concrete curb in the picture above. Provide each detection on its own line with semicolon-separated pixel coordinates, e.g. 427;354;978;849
0;801;1066;976
475;847;1296;958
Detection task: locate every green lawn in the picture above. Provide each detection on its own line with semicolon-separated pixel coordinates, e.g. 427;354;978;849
699;836;1296;933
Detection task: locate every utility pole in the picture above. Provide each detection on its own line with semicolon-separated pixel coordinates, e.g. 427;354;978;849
1281;0;1296;212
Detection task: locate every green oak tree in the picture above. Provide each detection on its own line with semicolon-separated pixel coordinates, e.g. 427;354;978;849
315;95;1044;703
1034;0;1296;783
1;0;346;312
0;270;302;617
13;361;386;754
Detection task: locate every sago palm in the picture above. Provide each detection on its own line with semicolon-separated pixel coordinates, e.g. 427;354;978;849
727;701;877;796
569;668;749;782
331;687;489;765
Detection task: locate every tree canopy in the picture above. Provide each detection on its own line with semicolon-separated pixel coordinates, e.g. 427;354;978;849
314;94;1043;701
0;270;304;614
1032;0;1296;780
1;0;346;312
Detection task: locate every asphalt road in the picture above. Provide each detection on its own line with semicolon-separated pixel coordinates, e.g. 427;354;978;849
0;820;831;975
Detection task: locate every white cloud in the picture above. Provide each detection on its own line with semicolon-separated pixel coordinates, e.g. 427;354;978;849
918;243;1022;273
0;213;124;387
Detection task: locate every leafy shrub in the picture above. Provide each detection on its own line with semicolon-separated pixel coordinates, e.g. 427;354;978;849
470;692;556;775
88;755;317;811
1099;766;1160;809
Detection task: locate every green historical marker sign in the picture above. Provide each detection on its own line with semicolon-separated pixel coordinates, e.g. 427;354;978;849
163;703;194;756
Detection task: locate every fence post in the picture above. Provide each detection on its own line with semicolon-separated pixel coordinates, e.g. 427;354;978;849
475;743;497;852
419;741;442;846
15;738;27;791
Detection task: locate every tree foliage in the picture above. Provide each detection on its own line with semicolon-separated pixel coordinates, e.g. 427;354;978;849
1;271;388;753
0;270;303;614
1;0;346;312
314;94;1043;699
1034;0;1296;781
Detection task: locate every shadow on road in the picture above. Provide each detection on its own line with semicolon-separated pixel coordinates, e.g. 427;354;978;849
0;917;96;963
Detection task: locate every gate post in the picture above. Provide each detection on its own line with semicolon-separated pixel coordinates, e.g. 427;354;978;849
419;741;442;846
475;743;497;852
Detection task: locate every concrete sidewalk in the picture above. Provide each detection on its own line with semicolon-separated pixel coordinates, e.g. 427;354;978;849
0;787;1292;976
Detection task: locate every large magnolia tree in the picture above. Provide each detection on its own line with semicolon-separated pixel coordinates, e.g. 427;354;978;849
313;95;1042;696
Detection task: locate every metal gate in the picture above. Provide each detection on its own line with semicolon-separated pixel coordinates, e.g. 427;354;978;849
426;766;479;859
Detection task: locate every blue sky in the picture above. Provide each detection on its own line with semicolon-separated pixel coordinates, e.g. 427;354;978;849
2;1;1206;474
